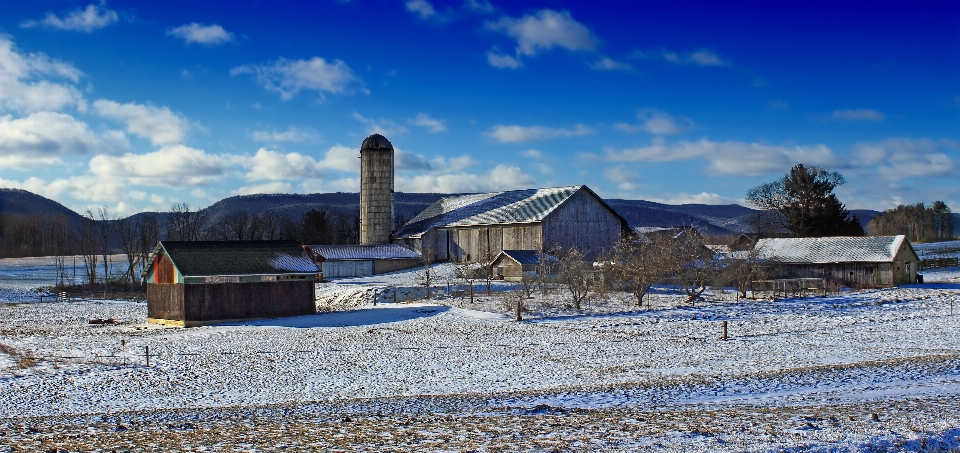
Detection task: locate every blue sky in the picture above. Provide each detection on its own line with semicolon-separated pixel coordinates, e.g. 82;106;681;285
1;0;958;217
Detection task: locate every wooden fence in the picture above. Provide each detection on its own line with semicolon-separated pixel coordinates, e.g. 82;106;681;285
919;257;959;270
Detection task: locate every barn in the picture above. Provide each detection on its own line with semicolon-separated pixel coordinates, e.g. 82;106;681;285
392;185;633;263
755;235;919;288
304;244;421;278
144;241;320;327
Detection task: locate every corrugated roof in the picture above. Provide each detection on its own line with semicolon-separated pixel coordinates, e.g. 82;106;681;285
150;241;319;277
393;186;585;238
755;235;909;263
305;244;421;260
497;250;543;265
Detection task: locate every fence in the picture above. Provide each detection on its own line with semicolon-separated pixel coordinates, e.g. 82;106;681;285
919;257;959;270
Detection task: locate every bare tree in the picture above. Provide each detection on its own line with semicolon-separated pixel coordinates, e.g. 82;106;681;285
169;202;206;241
665;231;718;304
455;260;480;304
415;242;437;300
76;217;98;285
603;238;670;307
89;207;116;294
718;246;769;299
557;247;590;310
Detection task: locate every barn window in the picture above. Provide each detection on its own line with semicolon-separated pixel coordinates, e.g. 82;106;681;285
866;267;873;275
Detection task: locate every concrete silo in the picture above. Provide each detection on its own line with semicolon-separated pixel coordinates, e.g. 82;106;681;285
359;134;394;245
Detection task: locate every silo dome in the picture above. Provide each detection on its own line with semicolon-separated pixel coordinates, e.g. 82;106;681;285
361;134;393;151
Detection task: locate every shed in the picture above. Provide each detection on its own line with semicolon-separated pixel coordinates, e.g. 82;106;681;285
304;244;421;278
755;235;919;287
490;250;554;281
393;185;633;263
144;241;320;327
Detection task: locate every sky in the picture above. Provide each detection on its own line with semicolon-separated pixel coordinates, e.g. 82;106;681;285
0;0;958;217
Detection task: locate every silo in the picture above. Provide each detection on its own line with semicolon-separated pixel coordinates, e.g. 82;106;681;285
359;134;394;245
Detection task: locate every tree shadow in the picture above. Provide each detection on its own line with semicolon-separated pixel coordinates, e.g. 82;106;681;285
218;304;450;328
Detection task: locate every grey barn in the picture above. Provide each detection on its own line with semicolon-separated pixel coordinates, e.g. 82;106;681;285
392;185;632;263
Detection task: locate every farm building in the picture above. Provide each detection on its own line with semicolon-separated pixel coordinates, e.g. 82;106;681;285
303;244;421;278
392;185;633;263
144;241;320;327
490;250;556;281
754;235;919;287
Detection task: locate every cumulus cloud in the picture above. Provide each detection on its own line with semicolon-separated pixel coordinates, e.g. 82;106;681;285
0;175;128;205
852;138;958;180
0;112;126;167
20;3;119;32
167;23;234;45
604;165;641;191
830;109;885;121
408;112;447;132
353;111;408;136
486;51;522;69
405;0;438;19
634;48;728;66
397;164;535;193
396;149;433;170
605;138;840;177
485;124;594;143
242;148;328;181
521;149;544;159
92;99;189;145
486;9;600;57
590;57;631;71
90;145;230;186
319;144;361;172
405;0;497;22
252;126;319;143
615;109;693;135
231;57;366;100
0;37;85;112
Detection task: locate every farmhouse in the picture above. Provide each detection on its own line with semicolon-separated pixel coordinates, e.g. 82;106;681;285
304;244;421;278
144;241;320;326
392;185;633;263
755;235;919;287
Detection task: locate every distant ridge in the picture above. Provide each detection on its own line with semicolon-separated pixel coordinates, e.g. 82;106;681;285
0;188;87;229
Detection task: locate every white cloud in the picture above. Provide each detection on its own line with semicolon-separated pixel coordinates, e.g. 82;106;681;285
167;23;234;45
852;138;958;180
252;126;319;143
590;57;631;71
615;109;693;135
408;112;447;132
486;9;600;57
831;109;885;121
604;165;641;191
486;51;522;69
231;57;366;100
649;192;741;205
635;48;728;66
90;145;231;186
430;155;476;173
405;0;438;19
242;148;327;181
353;111;408;136
319;144;361;172
92;99;189;145
605;138;840;177
0;175;127;204
0;37;85;112
397;164;535;193
20;3;119;32
0;112;126;166
485;124;594;143
521;149;544;159
396;149;432;170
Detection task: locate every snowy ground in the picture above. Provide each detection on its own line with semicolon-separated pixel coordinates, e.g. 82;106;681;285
1;256;959;451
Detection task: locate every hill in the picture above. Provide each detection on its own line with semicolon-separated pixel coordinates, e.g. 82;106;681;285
0;188;88;229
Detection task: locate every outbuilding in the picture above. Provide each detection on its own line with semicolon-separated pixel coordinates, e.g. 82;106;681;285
490;250;555;281
304;244;421;278
144;241;320;327
754;235;919;288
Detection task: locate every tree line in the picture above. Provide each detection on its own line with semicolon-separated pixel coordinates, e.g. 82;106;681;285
866;201;953;242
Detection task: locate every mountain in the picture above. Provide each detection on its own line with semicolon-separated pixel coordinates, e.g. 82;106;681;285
0;188;88;229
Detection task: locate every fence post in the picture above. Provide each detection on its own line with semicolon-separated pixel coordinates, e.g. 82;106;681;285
721;320;728;341
145;346;150;367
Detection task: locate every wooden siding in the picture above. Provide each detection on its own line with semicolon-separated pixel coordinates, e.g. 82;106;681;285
147;283;184;321
323;260;374;278
148;280;315;326
542;189;622;260
373;258;421;274
770;261;917;288
153;254;176;284
491;255;536;281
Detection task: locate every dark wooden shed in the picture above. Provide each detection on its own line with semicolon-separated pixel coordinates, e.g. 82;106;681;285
144;241;320;327
491;250;547;281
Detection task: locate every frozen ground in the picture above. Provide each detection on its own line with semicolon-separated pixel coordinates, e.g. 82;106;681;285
1;256;959;451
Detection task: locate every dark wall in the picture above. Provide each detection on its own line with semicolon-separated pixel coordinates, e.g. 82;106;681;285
183;280;315;324
147;284;184;321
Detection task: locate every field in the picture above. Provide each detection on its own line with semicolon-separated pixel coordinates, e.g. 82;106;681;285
1;257;959;452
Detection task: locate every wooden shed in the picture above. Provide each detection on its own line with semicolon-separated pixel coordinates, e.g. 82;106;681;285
491;250;554;281
303;244;421;278
755;235;919;288
392;185;633;263
144;241;320;327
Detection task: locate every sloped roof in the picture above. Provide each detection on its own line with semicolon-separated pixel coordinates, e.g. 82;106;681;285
496;250;543;265
394;185;626;239
305;244;420;261
148;241;319;277
755;235;912;264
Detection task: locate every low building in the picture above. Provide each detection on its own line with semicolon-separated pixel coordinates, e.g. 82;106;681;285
754;235;919;287
304;244;421;278
491;250;552;281
144;241;320;327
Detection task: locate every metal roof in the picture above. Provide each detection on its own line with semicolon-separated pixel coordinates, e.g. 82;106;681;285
304;244;421;261
755;235;911;263
496;250;543;265
147;241;319;277
393;185;592;238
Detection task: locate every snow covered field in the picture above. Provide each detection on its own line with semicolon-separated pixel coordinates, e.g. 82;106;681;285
1;256;959;451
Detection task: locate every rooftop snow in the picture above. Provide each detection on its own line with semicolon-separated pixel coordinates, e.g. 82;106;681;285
305;244;421;260
755;235;910;263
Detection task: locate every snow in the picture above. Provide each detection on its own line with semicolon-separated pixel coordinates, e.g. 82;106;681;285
1;255;959;451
